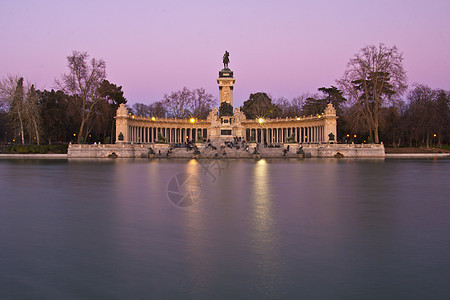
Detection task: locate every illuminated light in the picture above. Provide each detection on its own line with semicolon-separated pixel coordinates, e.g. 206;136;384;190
258;118;265;124
151;117;156;121
12;139;15;142
305;136;308;139
89;135;91;137
257;159;267;165
296;117;300;121
73;133;76;136
364;140;366;143
318;115;321;118
346;134;350;137
186;136;189;139
353;134;357;138
132;115;135;119
433;133;437;137
190;118;196;123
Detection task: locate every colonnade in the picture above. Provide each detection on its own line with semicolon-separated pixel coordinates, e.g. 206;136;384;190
245;125;325;144
128;126;208;144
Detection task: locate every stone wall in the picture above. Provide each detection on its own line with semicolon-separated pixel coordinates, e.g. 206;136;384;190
298;143;385;158
68;144;170;158
69;143;385;158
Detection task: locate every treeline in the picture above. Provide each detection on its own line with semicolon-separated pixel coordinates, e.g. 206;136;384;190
239;86;449;146
1;45;449;147
131;87;215;119
0;51;126;145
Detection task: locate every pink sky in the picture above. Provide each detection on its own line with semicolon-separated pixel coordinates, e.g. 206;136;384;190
1;0;449;107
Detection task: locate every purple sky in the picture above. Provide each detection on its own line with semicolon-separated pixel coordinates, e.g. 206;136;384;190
1;0;449;107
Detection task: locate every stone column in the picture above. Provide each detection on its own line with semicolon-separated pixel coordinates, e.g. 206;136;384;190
115;104;129;143
217;69;235;106
324;103;337;142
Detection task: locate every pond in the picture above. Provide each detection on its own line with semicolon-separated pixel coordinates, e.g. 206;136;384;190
0;158;449;299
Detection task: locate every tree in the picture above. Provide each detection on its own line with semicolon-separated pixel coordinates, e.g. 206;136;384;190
318;86;346;113
11;77;26;144
191;88;214;118
242;92;279;119
24;85;42;145
338;44;407;143
57;51;106;143
163;87;214;119
0;75;24;143
97;80;126;107
302;96;324;116
37;89;69;144
219;102;233;116
132;103;150;116
94;80;127;143
274;96;305;118
148;101;167;118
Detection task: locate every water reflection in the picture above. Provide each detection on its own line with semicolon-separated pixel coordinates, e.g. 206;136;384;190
180;160;212;295
250;159;283;295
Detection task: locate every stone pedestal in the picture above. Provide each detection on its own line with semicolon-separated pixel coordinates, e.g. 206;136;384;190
323;103;337;142
115;104;129;143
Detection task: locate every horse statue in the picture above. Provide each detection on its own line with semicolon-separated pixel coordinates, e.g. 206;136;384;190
223;51;230;69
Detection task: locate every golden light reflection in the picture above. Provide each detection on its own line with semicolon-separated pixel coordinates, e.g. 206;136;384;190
250;159;280;288
182;158;211;291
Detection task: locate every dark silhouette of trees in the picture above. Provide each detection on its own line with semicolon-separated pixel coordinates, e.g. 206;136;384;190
242;92;280;119
37;89;69;144
219;102;233;116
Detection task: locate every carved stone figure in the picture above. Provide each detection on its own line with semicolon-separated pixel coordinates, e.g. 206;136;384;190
223;51;230;69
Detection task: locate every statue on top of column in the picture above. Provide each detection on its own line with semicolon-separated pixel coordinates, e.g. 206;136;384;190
223;51;230;69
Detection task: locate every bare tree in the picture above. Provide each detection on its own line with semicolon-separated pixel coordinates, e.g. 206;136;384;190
338;44;407;143
0;75;42;144
0;75;26;143
57;51;106;143
191;88;214;118
163;87;214;119
163;87;192;118
132;103;151;116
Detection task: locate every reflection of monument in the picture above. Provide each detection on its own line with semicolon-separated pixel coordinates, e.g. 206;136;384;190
114;51;337;145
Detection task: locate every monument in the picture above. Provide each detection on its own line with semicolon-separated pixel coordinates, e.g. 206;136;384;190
68;51;386;159
217;50;235;106
112;51;338;146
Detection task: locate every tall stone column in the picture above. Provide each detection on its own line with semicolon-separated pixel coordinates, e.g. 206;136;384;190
324;103;338;142
217;68;235;106
115;104;129;143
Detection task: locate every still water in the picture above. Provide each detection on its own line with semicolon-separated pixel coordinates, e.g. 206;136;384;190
0;158;449;299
